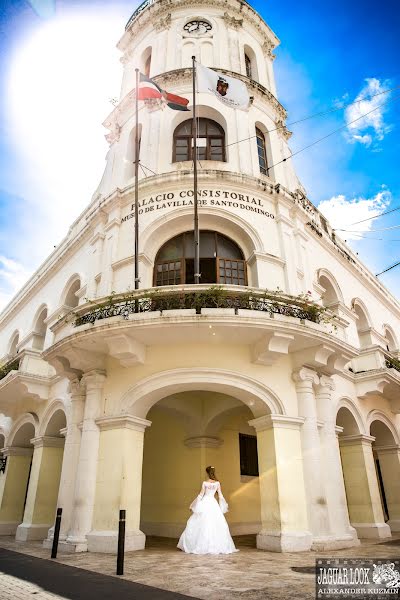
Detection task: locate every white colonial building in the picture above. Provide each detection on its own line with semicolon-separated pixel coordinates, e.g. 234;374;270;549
0;0;399;555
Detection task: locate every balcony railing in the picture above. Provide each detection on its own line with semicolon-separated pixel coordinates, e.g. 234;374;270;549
74;287;327;328
385;353;400;374
0;356;20;382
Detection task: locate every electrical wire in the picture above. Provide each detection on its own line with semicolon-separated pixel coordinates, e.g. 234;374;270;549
224;83;400;150
336;224;400;233
340;204;400;227
376;260;400;276
267;92;400;173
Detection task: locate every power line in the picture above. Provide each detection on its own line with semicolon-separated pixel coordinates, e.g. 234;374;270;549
344;234;400;241
267;92;400;173
224;83;400;150
337;224;400;233
376;260;400;277
341;204;400;227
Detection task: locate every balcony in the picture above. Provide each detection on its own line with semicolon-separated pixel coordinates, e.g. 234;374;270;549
46;286;356;376
0;349;54;409
352;347;400;413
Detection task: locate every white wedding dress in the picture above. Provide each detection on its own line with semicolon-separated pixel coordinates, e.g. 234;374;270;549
177;481;238;554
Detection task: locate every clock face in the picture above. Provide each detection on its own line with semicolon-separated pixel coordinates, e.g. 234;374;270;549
184;20;212;35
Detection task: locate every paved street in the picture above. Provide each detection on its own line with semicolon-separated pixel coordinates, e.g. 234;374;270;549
0;546;195;600
0;535;399;600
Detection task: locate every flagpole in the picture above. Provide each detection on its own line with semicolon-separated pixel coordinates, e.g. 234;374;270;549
192;57;200;285
134;68;140;291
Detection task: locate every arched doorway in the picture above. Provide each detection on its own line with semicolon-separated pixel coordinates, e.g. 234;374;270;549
370;417;400;532
16;408;66;541
140;391;261;543
154;231;247;286
337;405;391;539
0;417;35;536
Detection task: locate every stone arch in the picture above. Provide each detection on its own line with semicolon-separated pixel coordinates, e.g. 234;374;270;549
7;412;39;447
254;121;272;178
317;268;344;306
383;325;398;353
141;46;152;77
121;368;284;419
8;330;21;356
31;304;48;351
39;401;68;437
244;44;259;81
351;298;373;348
336;398;365;435
60;274;82;308
367;410;400;446
171;105;229;161
141;208;263;269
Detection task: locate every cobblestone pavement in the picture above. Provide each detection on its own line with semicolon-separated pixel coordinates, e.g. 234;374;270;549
0;534;399;600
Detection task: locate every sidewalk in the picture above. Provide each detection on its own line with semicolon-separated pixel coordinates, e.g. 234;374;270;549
0;535;399;600
0;547;195;600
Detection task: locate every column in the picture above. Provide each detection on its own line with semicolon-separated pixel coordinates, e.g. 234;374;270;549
65;370;106;552
316;375;359;548
86;415;151;553
16;436;64;541
374;445;400;532
339;435;391;539
293;367;332;549
249;414;312;552
43;379;85;548
0;447;33;535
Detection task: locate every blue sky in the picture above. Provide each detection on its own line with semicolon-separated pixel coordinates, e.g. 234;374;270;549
0;0;399;308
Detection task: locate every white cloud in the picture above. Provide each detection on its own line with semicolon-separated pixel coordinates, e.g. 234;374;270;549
0;256;33;310
345;78;393;148
318;189;392;239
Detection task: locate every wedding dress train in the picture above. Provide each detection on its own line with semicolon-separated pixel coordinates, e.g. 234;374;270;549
177;481;238;555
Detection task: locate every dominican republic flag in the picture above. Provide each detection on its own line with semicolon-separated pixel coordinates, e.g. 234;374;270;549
138;73;190;111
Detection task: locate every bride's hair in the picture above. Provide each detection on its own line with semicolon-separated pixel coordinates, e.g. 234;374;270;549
206;465;218;481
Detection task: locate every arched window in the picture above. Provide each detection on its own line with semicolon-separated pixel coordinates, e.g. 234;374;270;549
256;128;268;175
64;277;81;308
154;231;247;286
173;119;226;163
141;47;152;77
9;332;19;357
245;54;252;79
32;306;48;351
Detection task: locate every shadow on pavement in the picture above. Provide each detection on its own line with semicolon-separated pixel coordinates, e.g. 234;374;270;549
0;547;196;600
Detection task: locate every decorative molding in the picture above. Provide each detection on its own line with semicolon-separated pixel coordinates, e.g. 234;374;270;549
30;435;65;449
292;366;319;386
95;414;151;432
3;446;33;457
223;12;243;29
249;414;305;432
262;39;276;60
184;436;223;448
154;13;171;32
339;434;376;447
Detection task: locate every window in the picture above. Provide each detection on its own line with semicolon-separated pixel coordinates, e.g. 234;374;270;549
154;231;247;286
173;118;226;162
256;127;268;176
239;434;259;476
144;54;151;77
245;54;252;79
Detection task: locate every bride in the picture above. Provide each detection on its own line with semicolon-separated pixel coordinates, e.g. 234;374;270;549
177;466;238;555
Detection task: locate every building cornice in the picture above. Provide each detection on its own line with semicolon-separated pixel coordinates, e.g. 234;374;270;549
103;68;287;134
122;0;280;54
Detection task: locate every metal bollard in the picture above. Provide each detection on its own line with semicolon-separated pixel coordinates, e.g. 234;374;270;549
51;508;63;559
116;509;126;575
